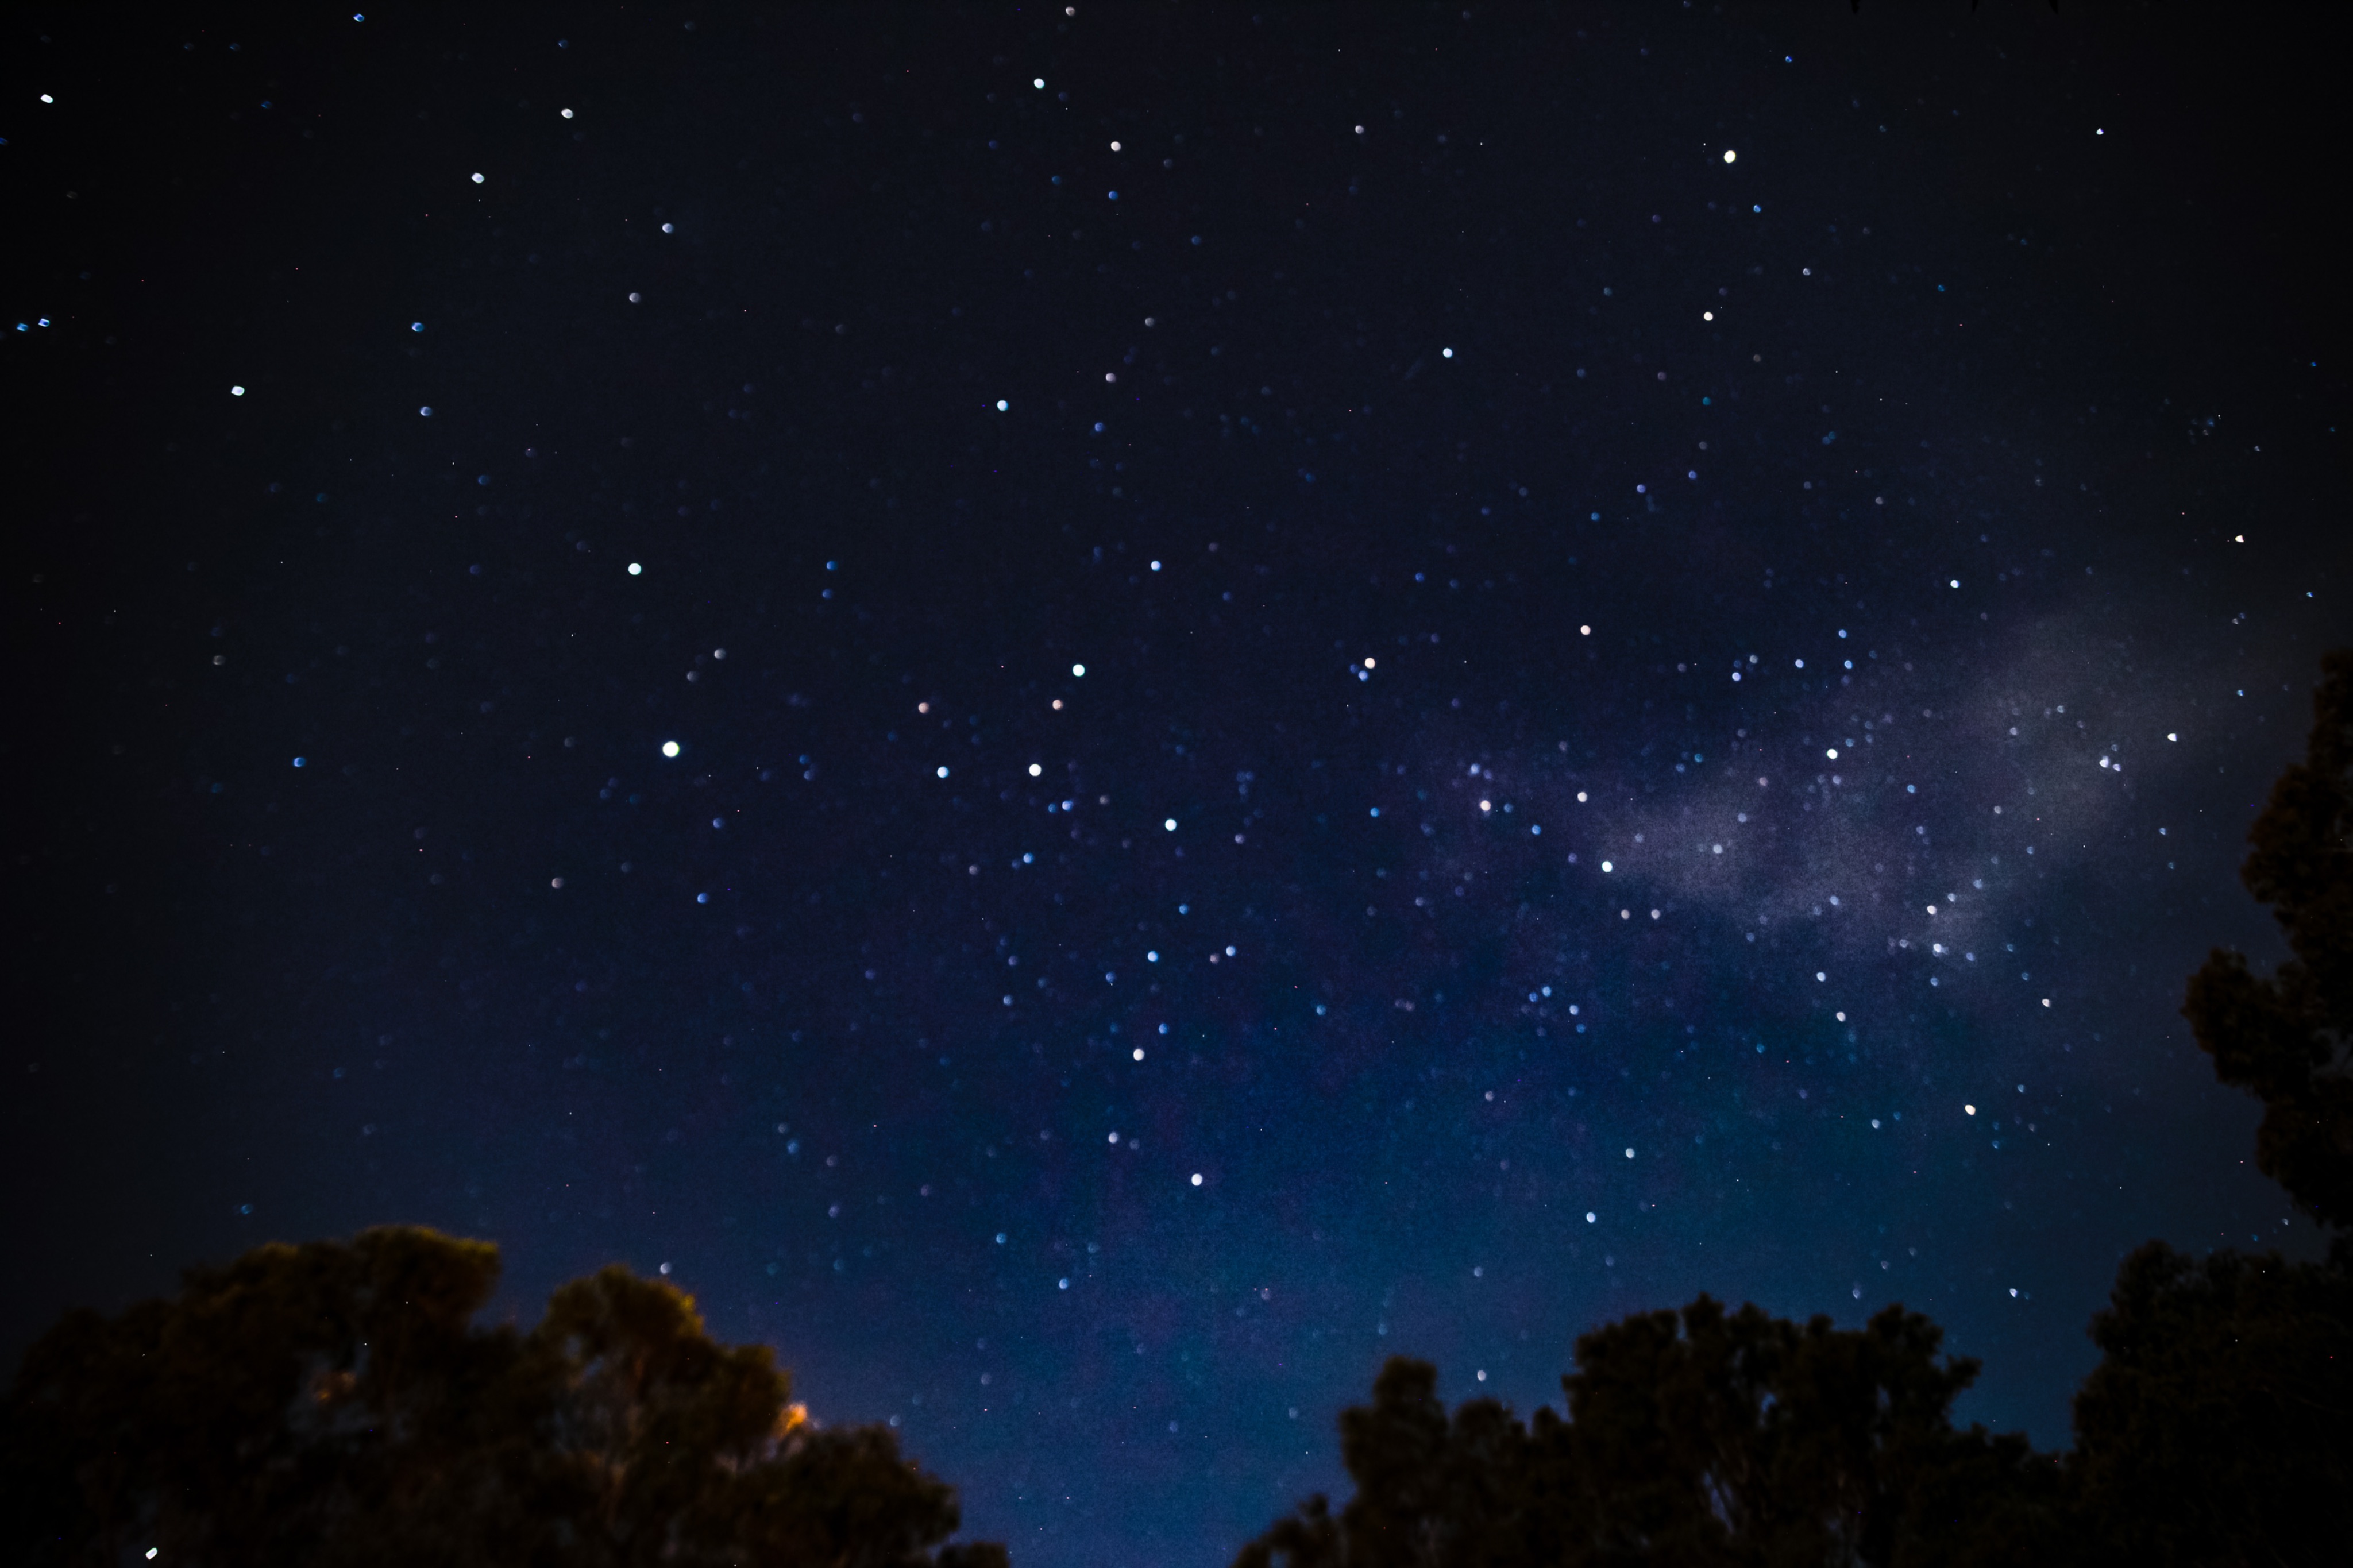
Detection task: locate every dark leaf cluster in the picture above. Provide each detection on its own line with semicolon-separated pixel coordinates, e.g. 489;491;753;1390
2184;648;2353;1231
1;1227;1006;1568
1236;1301;2058;1568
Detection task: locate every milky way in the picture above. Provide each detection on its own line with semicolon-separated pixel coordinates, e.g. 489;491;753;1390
14;9;2344;1566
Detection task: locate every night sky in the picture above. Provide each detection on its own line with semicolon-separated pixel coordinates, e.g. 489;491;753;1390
11;7;2347;1565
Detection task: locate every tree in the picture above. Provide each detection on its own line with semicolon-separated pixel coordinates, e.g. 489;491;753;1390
2;1227;1006;1568
2066;1239;2352;1567
1232;1355;1537;1568
1235;1301;2062;1567
2063;649;2353;1567
2181;648;2353;1231
1552;1296;2058;1566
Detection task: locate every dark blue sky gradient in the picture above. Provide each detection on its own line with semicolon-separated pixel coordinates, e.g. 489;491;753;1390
13;7;2346;1565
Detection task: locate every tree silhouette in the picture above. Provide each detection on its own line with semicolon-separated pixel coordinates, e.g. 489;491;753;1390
1240;656;2352;1567
2;1227;1006;1568
2065;649;2353;1563
2066;1239;2352;1566
2182;648;2353;1232
1236;1302;2061;1567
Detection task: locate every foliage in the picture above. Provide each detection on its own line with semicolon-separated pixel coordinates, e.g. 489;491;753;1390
2182;648;2353;1230
2066;1240;2353;1566
2069;646;2353;1565
2174;648;2343;1222
1;1227;1005;1568
1235;1302;2061;1568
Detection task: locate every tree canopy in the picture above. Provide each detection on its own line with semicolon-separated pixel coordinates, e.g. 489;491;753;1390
2064;647;2353;1565
1235;1301;2059;1568
2;1227;1006;1568
2182;648;2353;1231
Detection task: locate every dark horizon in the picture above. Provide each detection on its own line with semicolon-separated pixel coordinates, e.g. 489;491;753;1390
11;6;2346;1564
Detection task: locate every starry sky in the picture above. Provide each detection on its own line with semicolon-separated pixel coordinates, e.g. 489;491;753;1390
11;7;2347;1565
